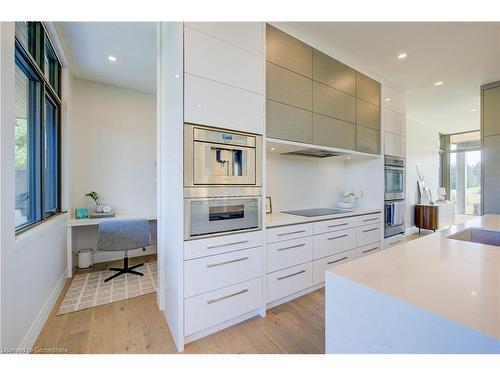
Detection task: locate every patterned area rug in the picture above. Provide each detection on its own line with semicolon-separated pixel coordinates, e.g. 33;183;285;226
57;262;157;316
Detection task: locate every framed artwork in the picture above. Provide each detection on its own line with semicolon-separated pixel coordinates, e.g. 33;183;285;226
265;197;272;214
75;208;89;219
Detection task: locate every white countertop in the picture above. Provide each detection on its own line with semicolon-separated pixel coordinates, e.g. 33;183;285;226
266;207;382;228
328;214;500;339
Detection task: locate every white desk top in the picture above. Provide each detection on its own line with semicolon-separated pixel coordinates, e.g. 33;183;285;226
328;214;500;339
68;215;157;227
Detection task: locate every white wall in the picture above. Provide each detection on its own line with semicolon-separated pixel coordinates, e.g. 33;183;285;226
405;117;440;228
344;157;385;209
266;153;346;212
1;22;68;350
70;78;157;217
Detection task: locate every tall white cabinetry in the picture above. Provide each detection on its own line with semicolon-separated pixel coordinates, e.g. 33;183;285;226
159;22;266;352
382;85;406;158
183;22;265;135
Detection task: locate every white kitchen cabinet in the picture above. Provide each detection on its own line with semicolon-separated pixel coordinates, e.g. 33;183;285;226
265;211;383;307
184;22;263;57
384;108;406;136
184;26;264;94
184;247;263;298
312;228;357;259
266;237;313;273
384;234;405;249
184;277;262;336
266;223;313;244
384;131;406;158
266;262;313;303
357;223;382;247
184;73;264;134
356;242;382;257
312;248;358;285
184;230;263;260
383;85;406;115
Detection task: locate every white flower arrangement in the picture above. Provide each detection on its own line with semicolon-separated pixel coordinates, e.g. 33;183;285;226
343;188;363;201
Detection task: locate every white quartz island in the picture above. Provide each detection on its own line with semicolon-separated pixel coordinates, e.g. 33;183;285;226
325;215;500;353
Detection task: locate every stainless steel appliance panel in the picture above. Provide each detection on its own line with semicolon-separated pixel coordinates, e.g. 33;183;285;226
384;156;405;201
185;196;261;240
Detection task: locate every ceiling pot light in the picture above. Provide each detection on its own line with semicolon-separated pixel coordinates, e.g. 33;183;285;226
107;55;118;62
434;81;443;86
470;109;477;112
397;53;407;59
384;97;391;102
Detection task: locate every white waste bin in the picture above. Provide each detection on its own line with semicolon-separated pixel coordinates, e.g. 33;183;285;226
77;248;93;269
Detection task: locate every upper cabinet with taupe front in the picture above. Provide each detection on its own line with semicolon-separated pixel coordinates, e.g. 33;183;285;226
265;24;381;154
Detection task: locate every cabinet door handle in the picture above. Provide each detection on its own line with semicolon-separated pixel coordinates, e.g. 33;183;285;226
363;217;379;222
278;243;306;252
327;256;348;265
206;256;249;268
328;222;348;228
363;247;379;254
277;229;306;237
327;234;348;240
389;240;402;245
277;269;306;281
363;228;378;233
206;240;248;249
206;289;249;304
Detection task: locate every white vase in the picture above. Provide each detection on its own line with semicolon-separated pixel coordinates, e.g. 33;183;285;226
348;196;356;204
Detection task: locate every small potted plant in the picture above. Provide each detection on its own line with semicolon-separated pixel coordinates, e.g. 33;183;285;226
343;188;363;205
85;191;103;213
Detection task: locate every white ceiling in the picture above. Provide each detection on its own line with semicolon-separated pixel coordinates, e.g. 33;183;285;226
272;22;500;133
55;22;157;94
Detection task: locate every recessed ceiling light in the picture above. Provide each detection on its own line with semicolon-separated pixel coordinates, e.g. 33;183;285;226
107;55;118;62
271;147;276;151
346;156;351;160
397;53;407;59
470;109;477;112
384;97;391;102
434;81;443;86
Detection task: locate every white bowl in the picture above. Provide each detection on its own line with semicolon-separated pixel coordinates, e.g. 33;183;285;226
336;201;354;209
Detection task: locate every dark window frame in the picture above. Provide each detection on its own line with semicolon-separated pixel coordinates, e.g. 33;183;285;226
15;22;63;235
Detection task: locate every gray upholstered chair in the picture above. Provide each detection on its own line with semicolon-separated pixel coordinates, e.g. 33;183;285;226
97;219;151;282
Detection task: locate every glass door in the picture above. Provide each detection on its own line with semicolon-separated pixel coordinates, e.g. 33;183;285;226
449;131;481;215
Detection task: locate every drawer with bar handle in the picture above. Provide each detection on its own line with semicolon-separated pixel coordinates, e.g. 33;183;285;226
184;277;262;336
184;246;262;298
312;228;356;259
184;230;262;260
384;234;405;249
266;262;313;303
312;216;357;235
355;212;382;227
266;237;313;273
312;248;357;285
357;242;382;257
266;223;313;244
356;223;381;247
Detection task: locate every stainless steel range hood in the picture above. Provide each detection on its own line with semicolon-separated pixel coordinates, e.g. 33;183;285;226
283;148;345;158
266;137;381;161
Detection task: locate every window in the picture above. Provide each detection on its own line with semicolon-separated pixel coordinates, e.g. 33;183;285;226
440;131;481;216
14;22;62;233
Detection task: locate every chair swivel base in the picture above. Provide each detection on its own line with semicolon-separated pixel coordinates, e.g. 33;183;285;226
105;257;144;282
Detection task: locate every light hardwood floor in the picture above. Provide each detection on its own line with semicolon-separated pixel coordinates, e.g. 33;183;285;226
34;255;325;354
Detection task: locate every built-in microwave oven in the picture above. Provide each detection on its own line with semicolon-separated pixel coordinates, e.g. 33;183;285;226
184;195;261;240
184;123;262;187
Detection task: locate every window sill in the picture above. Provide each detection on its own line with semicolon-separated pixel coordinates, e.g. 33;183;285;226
15;212;68;251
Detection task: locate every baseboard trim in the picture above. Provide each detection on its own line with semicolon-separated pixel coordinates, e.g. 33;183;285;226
18;267;69;351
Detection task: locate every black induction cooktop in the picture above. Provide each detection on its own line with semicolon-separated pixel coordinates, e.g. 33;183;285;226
282;208;352;217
